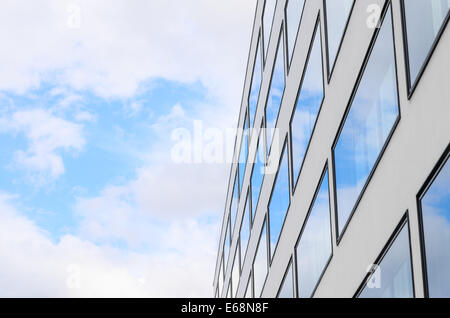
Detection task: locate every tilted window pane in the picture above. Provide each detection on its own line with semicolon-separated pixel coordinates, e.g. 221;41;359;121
334;6;399;236
359;221;414;298
239;115;249;195
263;0;277;56
240;193;251;268
232;250;240;297
251;127;265;222
278;261;294;298
245;274;253;298
224;218;230;266
249;38;262;128
254;219;268;297
286;0;305;64
420;155;450;297
230;176;239;235
227;283;231;298
218;258;223;296
265;30;285;155
403;0;450;88
296;170;332;298
325;0;353;75
268;142;290;259
291;22;324;188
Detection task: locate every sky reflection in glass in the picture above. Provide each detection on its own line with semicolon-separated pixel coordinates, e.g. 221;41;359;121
251;127;265;222
249;38;262;128
286;0;305;65
254;219;268;297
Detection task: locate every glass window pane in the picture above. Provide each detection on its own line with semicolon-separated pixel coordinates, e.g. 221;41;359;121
420;155;450;297
286;0;305;64
232;250;240;297
239;115;249;194
251;125;265;222
278;261;294;298
334;6;399;236
359;221;414;298
224;217;230;266
403;0;450;88
325;0;353;75
231;175;239;235
254;219;268;297
240;193;251;268
218;258;223;297
296;170;332;298
291;21;324;188
249;37;262;128
245;273;253;298
227;283;231;298
263;0;277;57
265;29;285;155
268;142;290;259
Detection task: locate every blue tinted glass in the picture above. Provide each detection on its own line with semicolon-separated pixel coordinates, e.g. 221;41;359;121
359;222;414;298
231;176;239;234
291;22;324;188
296;170;332;298
240;193;251;267
254;219;268;297
250;38;262;128
268;142;290;259
334;6;399;235
263;0;277;56
421;156;450;297
278;261;294;298
403;0;450;88
251;128;265;222
239;115;249;194
265;30;285;156
325;0;353;74
286;0;305;64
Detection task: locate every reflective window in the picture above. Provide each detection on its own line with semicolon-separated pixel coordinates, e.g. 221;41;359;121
254;218;268;297
249;36;262;128
231;250;240;297
324;0;353;76
286;0;305;65
251;123;265;222
359;220;414;298
263;0;277;58
268;141;290;259
227;283;231;298
239;114;249;195
278;260;294;298
290;21;324;189
265;29;286;156
218;258;223;297
224;217;231;266
403;0;450;90
420;154;450;297
296;169;332;298
240;193;251;269
230;175;239;235
333;6;399;236
245;273;253;298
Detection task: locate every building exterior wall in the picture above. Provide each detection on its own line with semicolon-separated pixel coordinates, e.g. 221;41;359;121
214;0;450;298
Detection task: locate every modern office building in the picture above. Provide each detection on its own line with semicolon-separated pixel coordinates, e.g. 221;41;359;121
213;0;450;298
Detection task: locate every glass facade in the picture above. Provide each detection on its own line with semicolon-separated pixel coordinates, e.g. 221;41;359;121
254;219;268;297
268;141;290;259
359;220;414;298
334;5;399;236
286;0;305;65
251;125;265;223
403;0;450;89
230;175;239;235
290;21;324;189
239;114;249;195
420;155;450;297
263;0;277;58
265;29;285;156
278;261;294;298
245;273;253;298
296;169;332;298
224;217;230;266
231;250;240;297
240;193;251;269
249;37;263;128
324;0;353;76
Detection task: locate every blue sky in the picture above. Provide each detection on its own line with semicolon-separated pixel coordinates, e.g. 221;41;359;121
0;0;256;297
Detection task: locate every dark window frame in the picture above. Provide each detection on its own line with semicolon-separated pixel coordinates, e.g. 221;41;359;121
400;0;450;99
284;0;307;74
354;212;416;298
416;142;450;298
331;1;402;245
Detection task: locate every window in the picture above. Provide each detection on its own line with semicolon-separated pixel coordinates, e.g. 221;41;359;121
239;114;249;195
245;273;254;298
419;149;450;297
268;140;290;260
249;35;262;129
358;217;414;298
227;283;231;298
240;193;251;269
224;217;231;266
251;122;266;223
290;19;324;190
263;0;277;59
231;250;240;297
253;218;268;297
218;257;223;297
333;5;399;238
402;0;450;93
324;0;354;77
278;260;295;298
285;0;305;67
265;28;286;156
230;175;239;235
296;167;332;298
